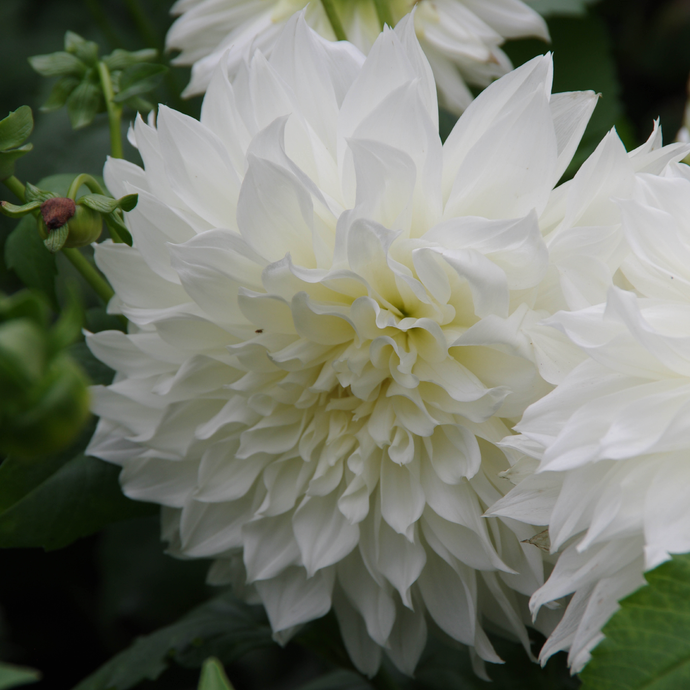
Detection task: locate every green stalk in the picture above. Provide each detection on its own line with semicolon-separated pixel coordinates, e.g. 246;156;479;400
97;61;123;159
2;176;26;202
321;0;347;41
373;0;394;29
62;248;114;305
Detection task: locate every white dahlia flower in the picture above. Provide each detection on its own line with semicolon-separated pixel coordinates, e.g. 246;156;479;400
87;13;616;677
166;0;549;111
489;162;690;672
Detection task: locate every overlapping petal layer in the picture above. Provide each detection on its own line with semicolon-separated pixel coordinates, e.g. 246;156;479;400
490;163;690;672
166;0;548;111
88;14;688;677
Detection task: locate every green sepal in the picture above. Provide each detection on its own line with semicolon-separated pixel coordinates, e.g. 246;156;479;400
103;210;133;246
43;224;69;253
0;199;42;218
66;80;102;129
41;76;80;112
28;51;86;78
0;105;33;151
64;31;99;67
79;192;138;214
103;47;157;71
25;182;57;204
114;63;167;103
198;658;234;690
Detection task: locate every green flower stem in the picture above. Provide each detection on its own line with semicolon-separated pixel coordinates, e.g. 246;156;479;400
97;61;123;159
67;173;107;200
321;0;347;41
62;248;114;305
373;0;394;29
2;176;27;202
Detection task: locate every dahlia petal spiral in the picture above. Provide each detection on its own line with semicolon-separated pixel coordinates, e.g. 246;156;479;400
86;14;644;676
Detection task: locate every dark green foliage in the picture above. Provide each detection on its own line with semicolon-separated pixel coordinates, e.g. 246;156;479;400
580;553;690;690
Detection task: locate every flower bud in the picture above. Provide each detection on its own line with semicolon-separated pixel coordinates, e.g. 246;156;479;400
64;203;102;247
40;197;76;229
37;200;102;251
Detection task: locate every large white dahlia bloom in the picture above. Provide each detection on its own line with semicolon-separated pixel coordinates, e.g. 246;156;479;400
166;0;549;111
490;162;690;672
87;13;637;677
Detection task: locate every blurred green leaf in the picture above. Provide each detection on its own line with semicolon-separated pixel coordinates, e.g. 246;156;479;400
198;658;233;690
0;451;156;550
28;51;86;78
504;12;622;178
5;214;58;310
68;341;113;385
72;591;273;690
0;106;33;151
66;81;102;130
580;552;690;690
0;661;40;689
41;76;80;112
64;31;98;67
114;63;166;103
103;48;158;72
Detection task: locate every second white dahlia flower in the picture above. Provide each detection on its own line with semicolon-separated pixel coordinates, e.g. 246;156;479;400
165;0;549;112
490;162;690;672
87;13;620;677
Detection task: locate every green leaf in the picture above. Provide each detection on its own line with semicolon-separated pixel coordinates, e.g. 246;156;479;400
0;662;40;690
66;81;102;130
103;48;158;71
5;215;59;310
198;658;233;690
579;552;690;690
72;591;273;690
114;63;167;103
0;145;33;181
0;106;33;151
64;31;99;67
0;451;156;550
28;51;86;78
41;76;80;112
